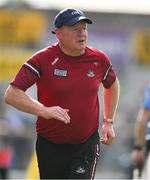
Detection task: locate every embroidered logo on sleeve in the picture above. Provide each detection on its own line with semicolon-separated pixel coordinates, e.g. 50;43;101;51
54;69;68;77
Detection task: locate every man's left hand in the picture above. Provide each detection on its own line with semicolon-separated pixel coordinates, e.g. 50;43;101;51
100;122;115;145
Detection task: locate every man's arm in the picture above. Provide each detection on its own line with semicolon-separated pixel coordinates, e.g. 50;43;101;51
4;85;70;124
134;109;150;146
132;108;150;166
100;78;120;145
103;77;120;120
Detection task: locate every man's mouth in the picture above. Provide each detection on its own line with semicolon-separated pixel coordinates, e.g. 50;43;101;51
78;39;85;43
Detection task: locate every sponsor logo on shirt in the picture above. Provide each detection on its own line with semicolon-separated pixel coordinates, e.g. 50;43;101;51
87;70;95;77
54;69;68;77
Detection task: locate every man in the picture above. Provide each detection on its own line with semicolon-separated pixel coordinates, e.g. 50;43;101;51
4;8;120;179
132;83;150;177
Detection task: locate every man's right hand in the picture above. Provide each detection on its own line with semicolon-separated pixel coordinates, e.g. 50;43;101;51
41;106;70;124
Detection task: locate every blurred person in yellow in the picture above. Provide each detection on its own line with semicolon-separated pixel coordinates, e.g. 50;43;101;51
26;152;39;179
4;8;120;179
132;83;150;177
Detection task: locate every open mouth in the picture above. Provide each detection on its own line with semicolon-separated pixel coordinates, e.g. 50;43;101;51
78;39;85;43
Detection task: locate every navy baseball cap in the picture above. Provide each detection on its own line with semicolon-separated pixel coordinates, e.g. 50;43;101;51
52;8;92;34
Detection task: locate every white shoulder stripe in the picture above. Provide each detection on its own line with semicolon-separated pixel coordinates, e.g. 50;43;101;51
103;64;112;80
24;62;40;78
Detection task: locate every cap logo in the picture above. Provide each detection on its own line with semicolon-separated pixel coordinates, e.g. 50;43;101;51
71;11;79;15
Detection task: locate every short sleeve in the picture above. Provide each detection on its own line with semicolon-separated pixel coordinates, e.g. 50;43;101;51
10;54;41;91
101;52;116;88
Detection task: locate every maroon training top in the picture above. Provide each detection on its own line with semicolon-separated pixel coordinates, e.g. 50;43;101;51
11;43;116;144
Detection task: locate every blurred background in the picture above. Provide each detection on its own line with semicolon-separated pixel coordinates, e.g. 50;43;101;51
0;0;150;179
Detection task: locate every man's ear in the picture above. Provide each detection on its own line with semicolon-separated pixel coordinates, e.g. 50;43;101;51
55;28;62;39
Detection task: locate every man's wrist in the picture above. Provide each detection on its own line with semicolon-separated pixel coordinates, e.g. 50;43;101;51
103;118;114;125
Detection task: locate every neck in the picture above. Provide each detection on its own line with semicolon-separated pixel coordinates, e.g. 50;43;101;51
58;43;85;57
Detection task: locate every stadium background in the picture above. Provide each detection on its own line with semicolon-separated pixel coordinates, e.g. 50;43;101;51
0;0;150;179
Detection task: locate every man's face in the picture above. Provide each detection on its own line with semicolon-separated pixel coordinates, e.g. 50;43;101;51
56;20;88;55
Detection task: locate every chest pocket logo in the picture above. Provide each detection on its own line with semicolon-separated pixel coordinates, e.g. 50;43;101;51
54;69;68;77
87;70;95;77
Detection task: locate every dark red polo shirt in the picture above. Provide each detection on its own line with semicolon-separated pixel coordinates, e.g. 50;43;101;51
11;43;116;144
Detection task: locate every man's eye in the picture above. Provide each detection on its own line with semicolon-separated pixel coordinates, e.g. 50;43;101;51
72;28;78;31
72;28;87;31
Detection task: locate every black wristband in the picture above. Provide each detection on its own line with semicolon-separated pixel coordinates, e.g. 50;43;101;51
133;145;143;150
